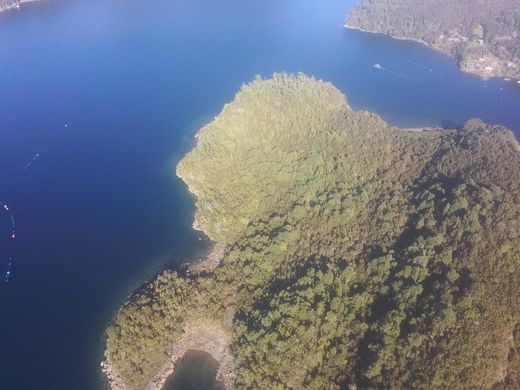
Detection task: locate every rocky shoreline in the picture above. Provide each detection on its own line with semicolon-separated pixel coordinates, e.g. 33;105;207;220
100;359;127;390
345;24;428;47
101;240;232;390
182;242;226;277
102;125;234;390
144;321;235;390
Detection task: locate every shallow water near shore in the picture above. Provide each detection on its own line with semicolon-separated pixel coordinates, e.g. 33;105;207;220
164;350;221;390
0;0;519;389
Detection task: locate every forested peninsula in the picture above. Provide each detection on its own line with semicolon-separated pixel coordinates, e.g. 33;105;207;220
345;0;520;81
103;74;520;390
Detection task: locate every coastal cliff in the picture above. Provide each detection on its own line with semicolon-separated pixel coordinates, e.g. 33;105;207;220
104;74;520;389
345;0;520;82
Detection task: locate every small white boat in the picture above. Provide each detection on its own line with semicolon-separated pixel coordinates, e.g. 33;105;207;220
374;63;382;70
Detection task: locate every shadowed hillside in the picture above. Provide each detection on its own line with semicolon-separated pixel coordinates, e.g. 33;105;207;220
105;74;520;389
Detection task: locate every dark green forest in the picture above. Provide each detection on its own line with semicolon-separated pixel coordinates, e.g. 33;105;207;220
105;74;520;389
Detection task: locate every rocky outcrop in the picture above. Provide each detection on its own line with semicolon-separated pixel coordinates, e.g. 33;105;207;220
0;0;41;14
181;243;226;277
102;320;234;390
100;359;128;390
102;241;233;390
145;321;235;390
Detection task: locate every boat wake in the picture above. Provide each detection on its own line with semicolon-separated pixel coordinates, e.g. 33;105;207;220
1;202;16;283
373;63;420;83
1;153;40;284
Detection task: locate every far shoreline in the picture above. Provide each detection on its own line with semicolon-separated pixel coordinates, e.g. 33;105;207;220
344;24;520;84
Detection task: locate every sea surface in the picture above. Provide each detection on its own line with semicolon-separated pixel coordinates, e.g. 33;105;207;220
164;350;220;390
0;0;519;389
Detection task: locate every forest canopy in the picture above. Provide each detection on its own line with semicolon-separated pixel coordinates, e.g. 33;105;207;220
105;74;520;389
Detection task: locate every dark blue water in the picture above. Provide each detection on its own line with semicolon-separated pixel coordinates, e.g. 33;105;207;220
164;350;220;390
0;0;518;389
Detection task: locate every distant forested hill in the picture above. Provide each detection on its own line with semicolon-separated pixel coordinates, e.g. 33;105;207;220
346;0;520;81
104;75;520;389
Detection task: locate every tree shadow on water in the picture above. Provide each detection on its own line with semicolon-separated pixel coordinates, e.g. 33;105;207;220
164;349;222;390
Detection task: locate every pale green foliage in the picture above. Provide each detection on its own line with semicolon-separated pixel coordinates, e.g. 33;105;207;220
107;75;520;389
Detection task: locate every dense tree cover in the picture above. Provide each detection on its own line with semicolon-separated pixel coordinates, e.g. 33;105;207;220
346;0;520;80
105;272;196;389
106;75;520;389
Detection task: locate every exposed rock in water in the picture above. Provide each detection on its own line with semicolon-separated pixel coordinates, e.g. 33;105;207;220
0;0;42;13
181;243;226;277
